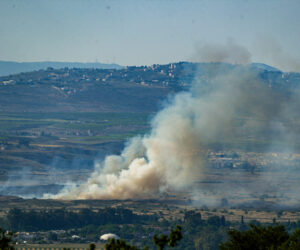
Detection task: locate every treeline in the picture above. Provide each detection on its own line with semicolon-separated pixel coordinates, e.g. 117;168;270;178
178;211;300;250
2;207;300;249
3;207;157;232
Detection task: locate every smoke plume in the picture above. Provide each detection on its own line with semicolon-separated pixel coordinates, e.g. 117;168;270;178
192;39;252;65
49;61;300;203
254;36;300;72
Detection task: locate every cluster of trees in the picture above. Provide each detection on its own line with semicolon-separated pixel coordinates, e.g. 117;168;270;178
4;208;156;231
182;211;228;249
2;207;300;249
0;228;14;250
182;210;300;249
184;211;226;228
220;224;300;250
1;214;300;249
104;226;182;250
102;224;300;250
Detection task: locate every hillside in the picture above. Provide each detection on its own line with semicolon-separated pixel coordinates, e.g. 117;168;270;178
0;62;299;113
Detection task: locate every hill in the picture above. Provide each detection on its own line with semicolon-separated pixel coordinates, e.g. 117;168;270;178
0;60;123;77
0;62;299;113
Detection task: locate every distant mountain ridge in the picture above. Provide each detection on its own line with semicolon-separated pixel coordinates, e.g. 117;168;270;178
0;60;283;78
0;60;124;77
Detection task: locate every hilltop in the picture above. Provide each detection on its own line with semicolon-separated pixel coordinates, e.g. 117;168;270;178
0;60;123;77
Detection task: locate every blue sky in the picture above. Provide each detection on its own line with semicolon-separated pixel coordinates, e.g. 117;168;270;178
0;0;300;71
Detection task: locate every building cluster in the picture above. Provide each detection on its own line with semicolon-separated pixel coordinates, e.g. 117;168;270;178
14;230;89;245
0;62;197;94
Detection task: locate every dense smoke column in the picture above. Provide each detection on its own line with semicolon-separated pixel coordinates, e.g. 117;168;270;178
46;62;300;202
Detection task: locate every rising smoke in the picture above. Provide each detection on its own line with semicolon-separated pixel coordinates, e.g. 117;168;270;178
48;43;300;205
192;39;252;65
254;35;300;72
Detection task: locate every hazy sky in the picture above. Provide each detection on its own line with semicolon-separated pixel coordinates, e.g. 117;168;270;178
0;0;300;71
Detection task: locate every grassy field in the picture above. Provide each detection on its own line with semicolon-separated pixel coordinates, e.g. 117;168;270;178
0;112;151;134
0;112;152;149
0;111;152;196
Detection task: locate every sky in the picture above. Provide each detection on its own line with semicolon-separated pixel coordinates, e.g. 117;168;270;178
0;0;300;71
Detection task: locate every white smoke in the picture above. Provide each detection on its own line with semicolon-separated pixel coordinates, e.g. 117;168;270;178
48;62;300;202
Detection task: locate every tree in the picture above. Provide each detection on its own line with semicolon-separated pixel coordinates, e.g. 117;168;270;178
105;238;140;250
279;229;300;250
153;225;182;250
194;227;228;250
219;224;293;250
184;211;202;228
153;234;169;250
104;225;182;250
89;243;96;250
0;228;14;250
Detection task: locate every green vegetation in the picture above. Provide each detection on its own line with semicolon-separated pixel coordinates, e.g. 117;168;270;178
0;112;150;147
4;208;156;232
153;226;182;250
104;226;182;250
220;224;300;250
0;112;150;133
105;238;140;250
89;243;96;250
0;228;14;250
0;206;300;249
